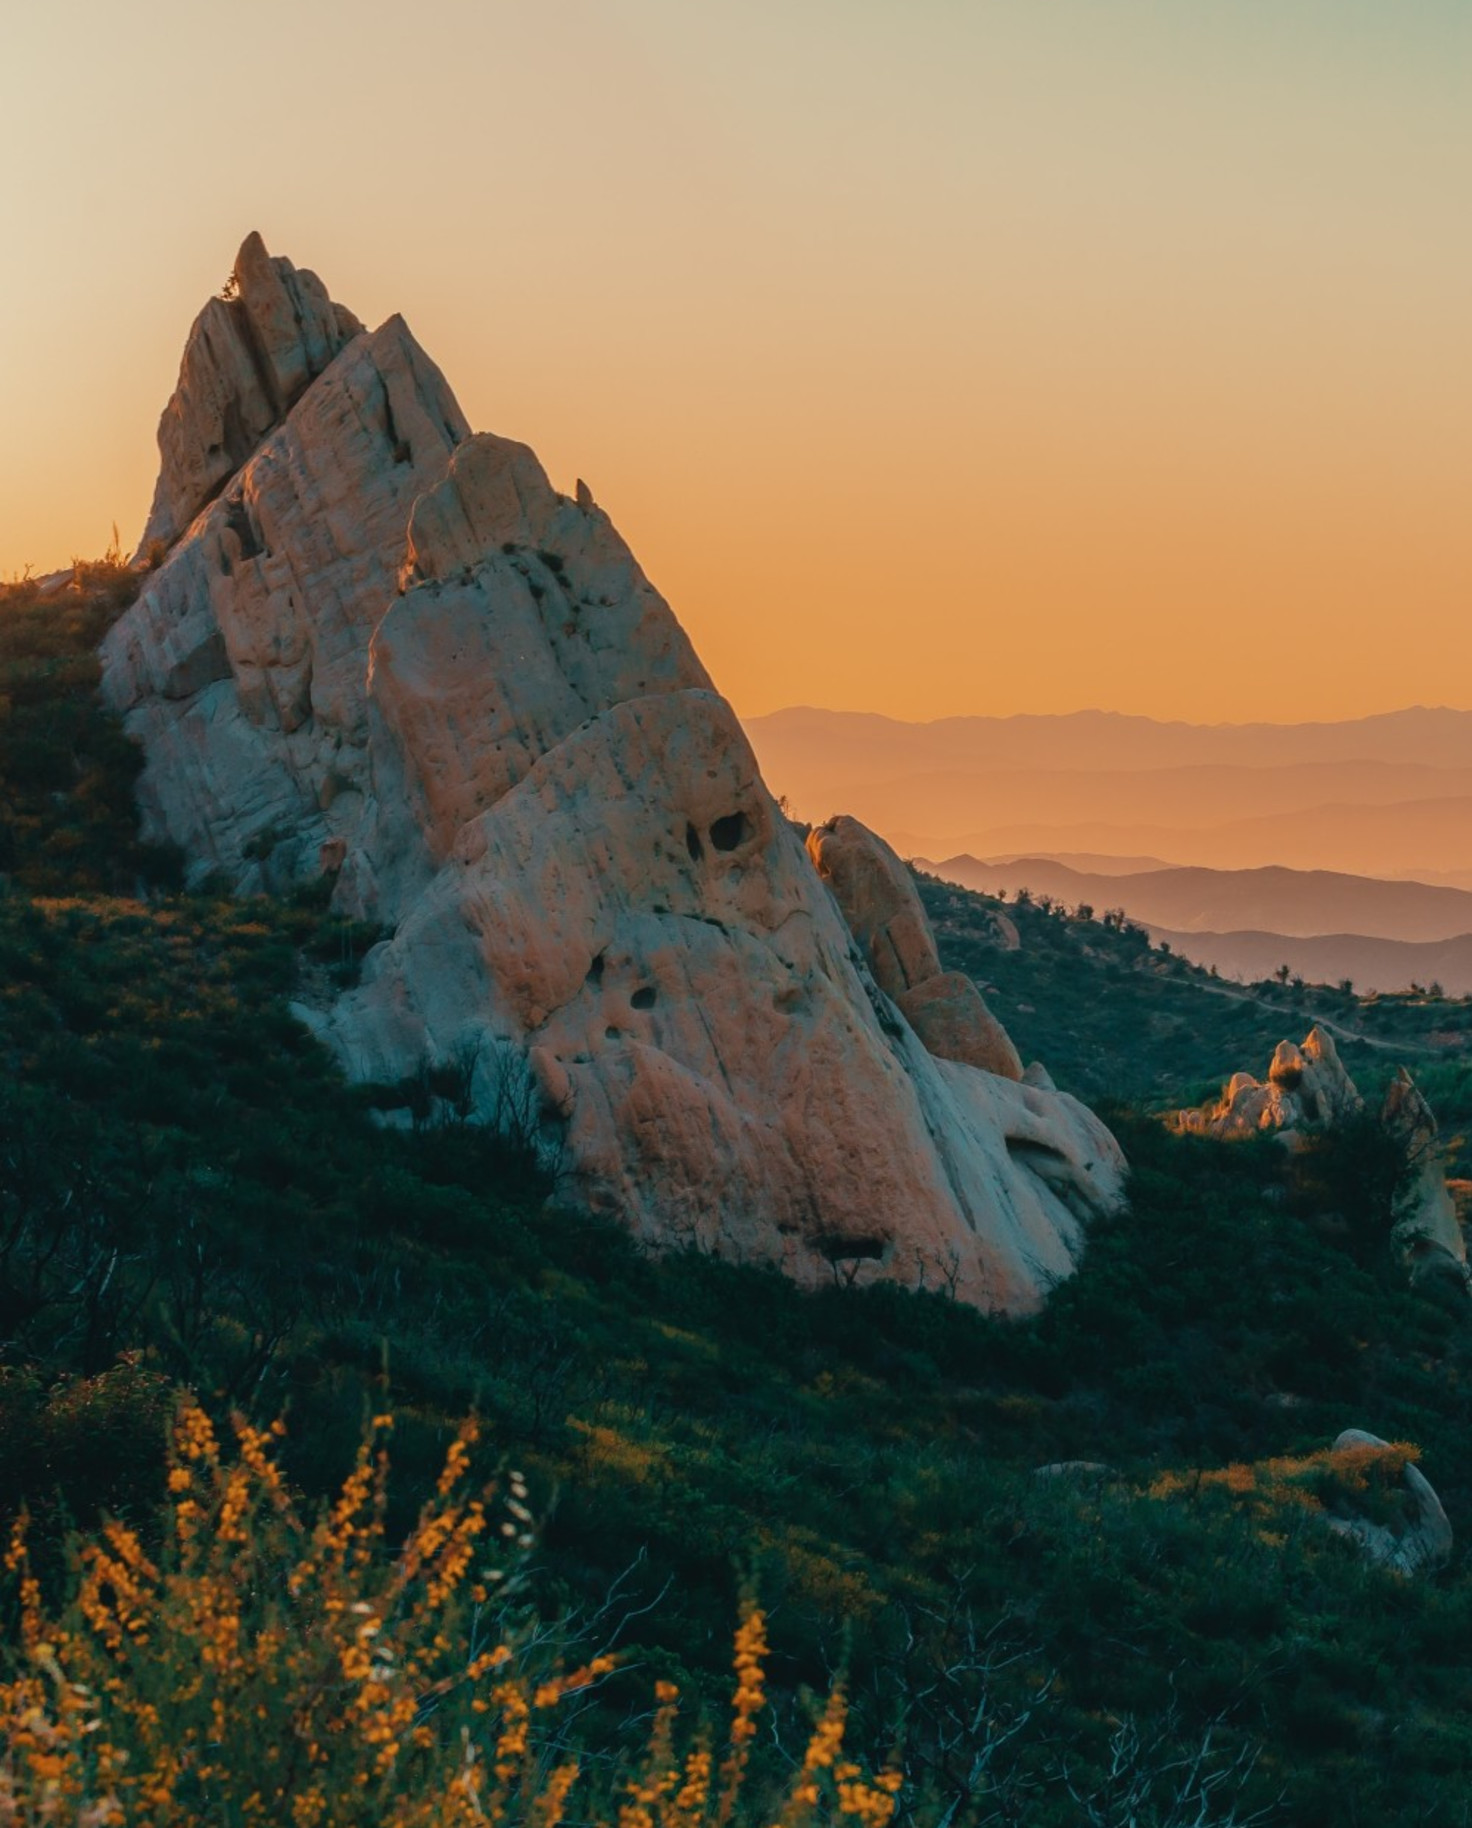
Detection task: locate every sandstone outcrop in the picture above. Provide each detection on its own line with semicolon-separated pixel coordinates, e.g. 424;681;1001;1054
104;234;1126;1314
139;233;364;554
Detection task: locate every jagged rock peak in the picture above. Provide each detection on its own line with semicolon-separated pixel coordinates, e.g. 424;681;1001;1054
102;238;1127;1315
138;232;364;554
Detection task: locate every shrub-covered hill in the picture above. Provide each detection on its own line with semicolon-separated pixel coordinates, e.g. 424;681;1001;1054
5;565;1472;1824
916;871;1472;1176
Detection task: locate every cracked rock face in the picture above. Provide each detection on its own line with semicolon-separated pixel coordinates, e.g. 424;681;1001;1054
103;234;1126;1314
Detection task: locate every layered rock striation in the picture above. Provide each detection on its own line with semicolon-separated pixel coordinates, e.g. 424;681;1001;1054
103;234;1125;1313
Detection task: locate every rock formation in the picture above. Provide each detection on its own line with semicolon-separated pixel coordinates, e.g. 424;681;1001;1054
103;234;1125;1314
1381;1069;1467;1277
138;232;364;554
1173;1027;1361;1140
1174;1030;1465;1278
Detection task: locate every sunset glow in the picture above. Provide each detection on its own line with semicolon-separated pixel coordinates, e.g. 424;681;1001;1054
3;0;1469;722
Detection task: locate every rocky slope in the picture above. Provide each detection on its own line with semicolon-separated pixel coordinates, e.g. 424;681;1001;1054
101;235;1123;1313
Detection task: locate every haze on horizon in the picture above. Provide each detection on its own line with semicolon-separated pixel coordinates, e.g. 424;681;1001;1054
3;0;1469;726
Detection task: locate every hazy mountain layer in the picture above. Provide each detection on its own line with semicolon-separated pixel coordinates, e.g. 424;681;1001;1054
746;706;1472;882
924;858;1472;944
1149;927;1472;998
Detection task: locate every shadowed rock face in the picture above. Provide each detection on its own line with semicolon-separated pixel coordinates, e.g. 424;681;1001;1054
104;234;1126;1314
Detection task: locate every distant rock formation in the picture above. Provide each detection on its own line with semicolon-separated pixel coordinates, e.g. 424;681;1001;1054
1381;1069;1467;1279
1174;1029;1465;1277
103;234;1125;1314
1173;1027;1361;1141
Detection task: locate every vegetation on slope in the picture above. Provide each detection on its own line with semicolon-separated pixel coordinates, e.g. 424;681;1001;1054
4;566;1472;1823
916;871;1472;1176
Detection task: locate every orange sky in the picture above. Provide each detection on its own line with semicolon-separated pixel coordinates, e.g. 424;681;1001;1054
2;1;1469;723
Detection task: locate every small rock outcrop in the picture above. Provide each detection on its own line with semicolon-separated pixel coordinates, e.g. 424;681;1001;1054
1173;1030;1465;1277
1174;1027;1360;1140
1381;1069;1467;1277
103;235;1126;1314
1323;1430;1452;1578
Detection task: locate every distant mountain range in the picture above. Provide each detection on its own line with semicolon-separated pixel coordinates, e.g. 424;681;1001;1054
916;856;1472;995
918;859;1472;944
745;706;1472;885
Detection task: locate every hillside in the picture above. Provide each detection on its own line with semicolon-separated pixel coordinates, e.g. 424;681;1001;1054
921;856;1472;995
911;870;1472;1165
1148;927;1472;1002
7;563;1472;1821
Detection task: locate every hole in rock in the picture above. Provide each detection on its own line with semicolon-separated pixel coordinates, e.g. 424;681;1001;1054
818;1236;887;1264
685;823;704;862
709;812;749;852
604;1026;622;1041
631;987;657;1011
587;952;605;985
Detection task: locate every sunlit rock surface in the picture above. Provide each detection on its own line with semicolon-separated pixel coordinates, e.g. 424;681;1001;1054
103;234;1126;1314
1173;1026;1361;1140
807;815;1024;1080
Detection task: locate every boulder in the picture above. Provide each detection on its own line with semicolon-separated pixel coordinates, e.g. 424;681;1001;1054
1323;1430;1452;1578
102;236;1127;1314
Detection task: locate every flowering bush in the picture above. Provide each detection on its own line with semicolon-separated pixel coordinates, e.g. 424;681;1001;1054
0;1402;900;1827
